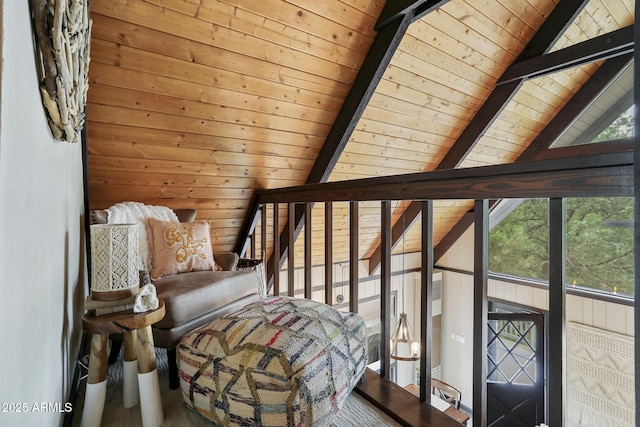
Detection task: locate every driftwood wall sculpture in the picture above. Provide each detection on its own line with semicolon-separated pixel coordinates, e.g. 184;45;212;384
30;0;92;143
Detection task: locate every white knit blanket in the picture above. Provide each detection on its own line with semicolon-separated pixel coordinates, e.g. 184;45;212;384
106;202;178;271
567;321;635;427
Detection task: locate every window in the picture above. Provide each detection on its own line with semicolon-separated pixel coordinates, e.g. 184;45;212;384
489;197;633;295
592;105;633;143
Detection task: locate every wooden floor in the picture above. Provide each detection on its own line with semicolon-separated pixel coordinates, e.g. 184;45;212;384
355;368;466;427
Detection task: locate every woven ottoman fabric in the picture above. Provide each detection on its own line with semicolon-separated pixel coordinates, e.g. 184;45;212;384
178;296;368;426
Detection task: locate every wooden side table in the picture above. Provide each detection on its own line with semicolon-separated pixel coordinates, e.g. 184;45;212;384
80;301;166;427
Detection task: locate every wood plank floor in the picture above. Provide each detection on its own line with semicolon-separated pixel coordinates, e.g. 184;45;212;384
355;368;466;427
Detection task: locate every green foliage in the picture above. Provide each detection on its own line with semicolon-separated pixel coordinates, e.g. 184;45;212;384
592;108;634;142
489;197;634;295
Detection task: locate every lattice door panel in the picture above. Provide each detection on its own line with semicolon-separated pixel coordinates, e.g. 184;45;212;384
487;312;544;427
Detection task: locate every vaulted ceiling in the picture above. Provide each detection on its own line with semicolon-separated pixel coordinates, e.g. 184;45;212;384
86;0;635;273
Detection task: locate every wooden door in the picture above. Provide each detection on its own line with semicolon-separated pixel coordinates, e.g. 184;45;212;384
487;312;545;427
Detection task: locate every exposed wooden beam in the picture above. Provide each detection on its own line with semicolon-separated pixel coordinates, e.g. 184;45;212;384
520;54;633;160
255;153;633;203
431;139;632;264
375;0;450;31
438;0;589;170
498;26;633;85
533;138;633;160
432;55;632;264
236;4;422;283
367;0;590;273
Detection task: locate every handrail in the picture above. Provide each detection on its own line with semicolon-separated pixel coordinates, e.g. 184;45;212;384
234;151;634;426
254;152;632;203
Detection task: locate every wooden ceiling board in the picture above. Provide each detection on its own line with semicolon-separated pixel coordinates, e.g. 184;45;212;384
325;0;560;262
371;81;480;126
459;0;633;170
426;9;518;67
88;122;320;160
88;0;378;256
87;0;633;271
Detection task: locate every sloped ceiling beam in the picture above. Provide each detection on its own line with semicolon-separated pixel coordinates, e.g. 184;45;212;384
368;0;592;275
375;0;451;32
235;0;450;273
307;0;450;184
519;53;633;161
438;0;590;170
432;54;634;264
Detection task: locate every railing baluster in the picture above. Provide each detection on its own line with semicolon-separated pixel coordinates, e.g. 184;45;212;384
273;202;280;296
325;202;333;305
349;201;359;313
381;201;392;380
473;199;489;427
420;200;433;402
261;204;267;292
305;203;312;299
250;231;255;259
288;203;295;297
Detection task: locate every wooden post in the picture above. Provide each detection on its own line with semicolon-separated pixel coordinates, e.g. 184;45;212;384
288;203;295;297
633;3;640;422
261;204;267;292
548;198;566;425
273;203;280;296
380;201;392;379
325;202;333;305
420;200;433;403
349;201;359;312
472;199;488;427
304;203;312;299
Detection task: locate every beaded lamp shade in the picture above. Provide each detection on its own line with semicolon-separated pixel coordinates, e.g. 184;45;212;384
90;224;140;301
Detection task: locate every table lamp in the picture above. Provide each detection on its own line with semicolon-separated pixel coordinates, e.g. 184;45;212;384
90;224;140;301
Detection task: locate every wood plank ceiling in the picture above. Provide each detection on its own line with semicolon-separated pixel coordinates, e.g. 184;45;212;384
86;0;635;273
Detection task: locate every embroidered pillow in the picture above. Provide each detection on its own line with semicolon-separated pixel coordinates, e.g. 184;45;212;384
147;217;216;280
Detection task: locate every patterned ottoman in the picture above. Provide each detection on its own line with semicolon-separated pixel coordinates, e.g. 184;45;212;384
178;296;368;426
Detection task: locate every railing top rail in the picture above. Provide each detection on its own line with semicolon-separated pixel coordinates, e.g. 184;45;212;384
254;152;633;204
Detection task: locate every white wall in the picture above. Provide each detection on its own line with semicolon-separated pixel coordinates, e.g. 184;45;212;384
0;2;87;426
437;225;634;410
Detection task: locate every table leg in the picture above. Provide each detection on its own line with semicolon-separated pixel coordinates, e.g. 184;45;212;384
136;325;164;427
123;330;139;408
80;334;108;427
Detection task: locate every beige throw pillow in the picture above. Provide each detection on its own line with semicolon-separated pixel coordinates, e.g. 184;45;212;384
147;217;216;280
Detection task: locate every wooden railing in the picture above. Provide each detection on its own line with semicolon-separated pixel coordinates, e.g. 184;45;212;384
237;152;634;426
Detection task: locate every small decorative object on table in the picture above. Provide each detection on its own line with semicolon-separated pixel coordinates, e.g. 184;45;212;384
134;284;159;313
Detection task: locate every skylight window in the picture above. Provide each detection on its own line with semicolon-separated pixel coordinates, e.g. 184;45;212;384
591;105;634;142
